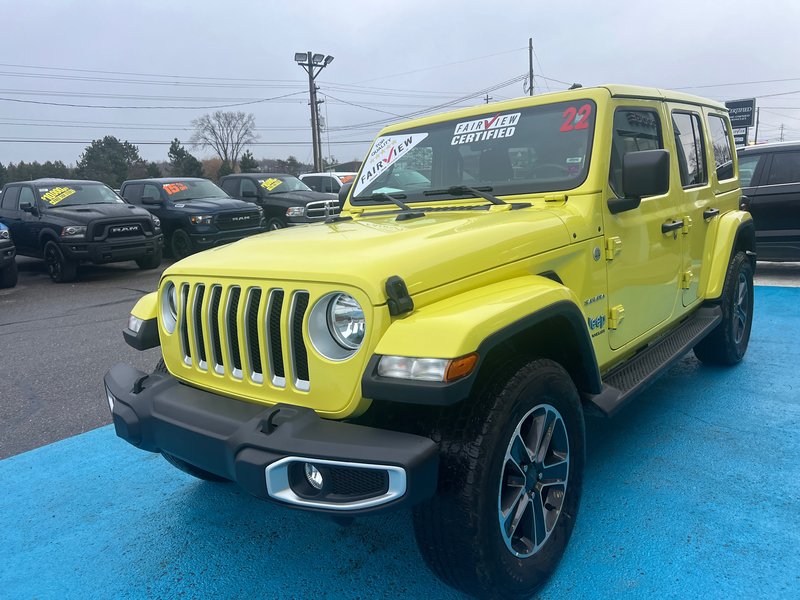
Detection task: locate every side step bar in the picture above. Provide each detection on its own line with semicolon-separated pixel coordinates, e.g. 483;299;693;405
583;306;722;417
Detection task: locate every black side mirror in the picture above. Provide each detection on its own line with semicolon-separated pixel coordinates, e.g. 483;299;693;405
141;196;161;205
338;182;353;209
608;149;670;215
20;201;36;214
242;190;257;199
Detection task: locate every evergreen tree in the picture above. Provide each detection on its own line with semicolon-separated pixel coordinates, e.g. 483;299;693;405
75;136;144;187
239;150;259;173
167;138;204;177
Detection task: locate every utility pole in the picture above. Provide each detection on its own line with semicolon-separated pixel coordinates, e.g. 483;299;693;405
754;108;760;144
294;51;334;171
528;37;534;96
780;123;785;142
484;93;492;104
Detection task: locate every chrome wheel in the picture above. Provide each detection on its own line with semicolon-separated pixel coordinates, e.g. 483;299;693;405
498;403;569;558
733;272;749;345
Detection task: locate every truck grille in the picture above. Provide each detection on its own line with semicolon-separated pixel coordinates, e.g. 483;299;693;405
176;282;310;391
215;211;262;230
304;200;340;221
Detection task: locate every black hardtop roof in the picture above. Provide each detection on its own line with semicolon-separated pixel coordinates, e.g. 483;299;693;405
738;141;800;153
122;177;211;185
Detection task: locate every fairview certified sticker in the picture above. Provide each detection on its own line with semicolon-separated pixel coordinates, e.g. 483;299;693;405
451;112;520;145
354;133;428;195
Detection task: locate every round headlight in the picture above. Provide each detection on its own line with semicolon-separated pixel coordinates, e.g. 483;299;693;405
327;294;365;350
161;281;177;333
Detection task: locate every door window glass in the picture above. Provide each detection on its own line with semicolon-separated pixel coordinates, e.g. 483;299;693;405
766;152;800;185
143;184;161;200
707;115;734;180
1;186;20;209
240;178;258;196
737;154;763;187
672;112;708;188
609;109;663;197
18;186;35;207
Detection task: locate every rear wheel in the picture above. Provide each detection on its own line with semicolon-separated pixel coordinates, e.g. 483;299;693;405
694;251;754;365
169;229;193;260
44;241;77;283
135;245;163;270
152;358;229;482
0;260;18;288
413;358;585;599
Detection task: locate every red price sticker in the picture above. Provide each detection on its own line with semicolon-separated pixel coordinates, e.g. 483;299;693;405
560;104;592;132
163;183;188;195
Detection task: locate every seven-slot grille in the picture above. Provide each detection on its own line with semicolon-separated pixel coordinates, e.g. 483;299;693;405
175;282;311;391
215;211;262;230
304;200;341;221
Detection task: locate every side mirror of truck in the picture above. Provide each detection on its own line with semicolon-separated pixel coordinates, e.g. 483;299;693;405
242;190;257;199
338;182;353;210
608;149;670;214
141;195;162;206
20;201;38;215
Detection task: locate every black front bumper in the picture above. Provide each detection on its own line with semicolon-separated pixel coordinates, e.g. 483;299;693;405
0;241;15;268
60;234;163;263
103;363;439;515
189;226;264;250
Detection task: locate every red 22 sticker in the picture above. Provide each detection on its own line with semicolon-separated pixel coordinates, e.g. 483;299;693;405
560;104;592;132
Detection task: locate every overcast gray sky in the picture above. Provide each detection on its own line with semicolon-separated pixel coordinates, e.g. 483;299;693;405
0;0;797;167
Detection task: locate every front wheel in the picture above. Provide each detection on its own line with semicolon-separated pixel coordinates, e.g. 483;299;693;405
44;241;77;283
135;245;163;270
694;250;754;365
413;358;585;599
169;229;193;260
0;260;18;288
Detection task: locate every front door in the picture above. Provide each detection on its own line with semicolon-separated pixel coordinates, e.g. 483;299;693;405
604;102;683;350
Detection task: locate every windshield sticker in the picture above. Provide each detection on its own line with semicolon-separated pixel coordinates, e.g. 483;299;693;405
41;187;77;205
354;133;429;195
163;182;188;195
566;157;583;164
560;104;592;132
259;178;282;191
451;112;520;146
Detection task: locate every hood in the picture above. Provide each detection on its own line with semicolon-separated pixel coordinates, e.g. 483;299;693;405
170;197;258;212
46;203;152;224
166;207;570;304
264;190;337;204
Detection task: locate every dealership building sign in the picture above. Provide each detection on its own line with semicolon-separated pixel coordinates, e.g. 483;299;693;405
725;98;756;147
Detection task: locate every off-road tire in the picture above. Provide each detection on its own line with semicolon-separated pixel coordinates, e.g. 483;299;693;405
169;229;193;260
0;260;18;288
267;217;286;231
694;251;754;366
412;358;585;600
44;240;77;283
135;245;163;270
152;358;228;483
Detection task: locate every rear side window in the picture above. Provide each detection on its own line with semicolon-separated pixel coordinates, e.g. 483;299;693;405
123;184;143;203
737;154;763;187
220;178;239;196
1;186;20;209
672;112;708;188
765;152;800;185
303;176;321;191
609;108;663;197
707;115;734;181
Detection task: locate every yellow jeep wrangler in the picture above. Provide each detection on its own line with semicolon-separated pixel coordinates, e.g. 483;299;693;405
105;85;754;599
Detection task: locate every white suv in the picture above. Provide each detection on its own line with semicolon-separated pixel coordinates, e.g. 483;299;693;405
299;172;357;193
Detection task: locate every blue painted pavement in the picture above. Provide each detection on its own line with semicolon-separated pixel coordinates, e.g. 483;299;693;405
2;286;799;599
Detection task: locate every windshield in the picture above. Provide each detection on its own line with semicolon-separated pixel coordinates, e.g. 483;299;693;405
161;180;228;201
257;176;312;194
39;183;124;207
352;99;596;202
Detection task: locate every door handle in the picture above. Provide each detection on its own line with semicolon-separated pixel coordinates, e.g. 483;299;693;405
703;208;720;220
661;220;684;234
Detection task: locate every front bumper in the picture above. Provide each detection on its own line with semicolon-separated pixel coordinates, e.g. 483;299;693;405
189;226;265;249
103;363;439;515
60;234;163;264
0;241;15;268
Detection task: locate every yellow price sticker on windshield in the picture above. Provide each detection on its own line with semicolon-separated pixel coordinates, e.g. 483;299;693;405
41;187;77;205
260;178;282;191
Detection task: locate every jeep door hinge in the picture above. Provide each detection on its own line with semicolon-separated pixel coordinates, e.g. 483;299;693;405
608;305;625;330
605;236;622;261
681;270;693;289
682;215;693;234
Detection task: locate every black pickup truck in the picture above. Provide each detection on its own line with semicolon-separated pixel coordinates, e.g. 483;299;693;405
120;178;265;259
0;221;17;288
0;179;163;283
219;173;338;230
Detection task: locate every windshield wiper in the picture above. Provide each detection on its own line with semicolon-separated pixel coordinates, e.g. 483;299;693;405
424;185;506;205
361;192;424;221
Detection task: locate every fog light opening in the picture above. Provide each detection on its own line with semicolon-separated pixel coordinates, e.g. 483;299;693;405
304;463;324;490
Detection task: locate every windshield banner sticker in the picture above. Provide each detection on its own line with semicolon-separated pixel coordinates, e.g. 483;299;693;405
41;187;77;205
451;112;520;145
259;178;282;191
354;133;428;195
163;183;188;195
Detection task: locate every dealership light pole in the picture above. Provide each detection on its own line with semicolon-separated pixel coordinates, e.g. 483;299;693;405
294;51;334;171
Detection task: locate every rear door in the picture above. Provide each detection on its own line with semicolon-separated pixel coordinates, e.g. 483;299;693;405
0;186;27;251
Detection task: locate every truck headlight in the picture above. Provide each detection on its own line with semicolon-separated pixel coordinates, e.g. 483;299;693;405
308;292;365;360
151;215;161;229
0;229;9;240
61;225;86;237
286;207;305;217
190;215;213;225
161;281;178;333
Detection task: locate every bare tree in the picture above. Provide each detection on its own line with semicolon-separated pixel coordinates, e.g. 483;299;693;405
190;111;257;170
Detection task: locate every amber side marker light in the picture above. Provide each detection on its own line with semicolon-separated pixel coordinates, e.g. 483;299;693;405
445;353;479;382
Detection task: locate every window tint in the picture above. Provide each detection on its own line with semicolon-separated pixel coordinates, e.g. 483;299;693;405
220;178;239;196
302;176;321;191
1;186;20;209
609;109;662;197
672;112;708;188
19;186;35;206
708;115;734;180
737;154;763;187
123;184;143;203
143;184;161;200
240;178;258;196
766;152;800;185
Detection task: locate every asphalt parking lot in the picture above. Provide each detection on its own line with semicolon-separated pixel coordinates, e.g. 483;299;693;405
1;259;799;599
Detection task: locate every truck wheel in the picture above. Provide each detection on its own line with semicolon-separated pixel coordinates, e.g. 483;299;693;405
267;218;286;231
413;358;585;599
135;245;163;270
0;260;18;288
169;229;193;260
694;250;754;366
44;241;77;283
152;358;229;482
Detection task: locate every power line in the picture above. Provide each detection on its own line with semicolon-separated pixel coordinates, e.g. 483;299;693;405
0;138;373;146
675;77;800;91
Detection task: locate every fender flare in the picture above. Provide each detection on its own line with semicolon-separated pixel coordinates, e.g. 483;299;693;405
703;212;755;300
